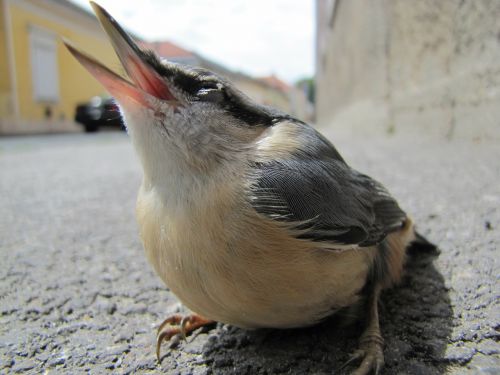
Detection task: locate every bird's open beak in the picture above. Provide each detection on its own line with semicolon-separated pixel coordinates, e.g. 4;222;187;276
63;1;176;107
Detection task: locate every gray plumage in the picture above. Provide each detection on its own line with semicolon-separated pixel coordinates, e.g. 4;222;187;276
250;121;407;247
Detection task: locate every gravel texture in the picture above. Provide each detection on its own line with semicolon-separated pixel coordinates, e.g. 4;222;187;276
0;131;498;374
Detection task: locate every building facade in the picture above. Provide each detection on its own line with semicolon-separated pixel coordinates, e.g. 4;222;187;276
0;0;124;134
316;0;500;139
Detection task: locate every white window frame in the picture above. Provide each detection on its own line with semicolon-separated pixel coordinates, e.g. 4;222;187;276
29;26;60;103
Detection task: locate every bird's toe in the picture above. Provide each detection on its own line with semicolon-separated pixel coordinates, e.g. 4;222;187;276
340;334;384;375
156;314;215;362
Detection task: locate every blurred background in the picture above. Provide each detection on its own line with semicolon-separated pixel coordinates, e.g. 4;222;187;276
0;0;498;138
0;0;315;134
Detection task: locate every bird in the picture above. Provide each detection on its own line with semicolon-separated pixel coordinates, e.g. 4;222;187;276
64;3;436;374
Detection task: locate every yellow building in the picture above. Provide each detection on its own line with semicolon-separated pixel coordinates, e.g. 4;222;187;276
0;0;120;134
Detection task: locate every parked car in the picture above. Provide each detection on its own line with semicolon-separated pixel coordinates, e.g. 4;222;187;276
75;96;124;132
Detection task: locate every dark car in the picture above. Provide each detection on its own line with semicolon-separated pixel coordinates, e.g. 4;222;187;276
75;96;124;132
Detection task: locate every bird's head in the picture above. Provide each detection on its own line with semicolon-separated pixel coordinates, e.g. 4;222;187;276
65;2;285;182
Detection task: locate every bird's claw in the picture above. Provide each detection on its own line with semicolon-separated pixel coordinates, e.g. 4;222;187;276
339;334;384;375
156;314;214;363
339;350;365;371
180;316;191;339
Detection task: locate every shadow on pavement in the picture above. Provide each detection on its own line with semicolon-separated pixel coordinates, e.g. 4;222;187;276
201;252;452;374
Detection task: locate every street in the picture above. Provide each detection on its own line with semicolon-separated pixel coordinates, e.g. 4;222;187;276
1;130;499;374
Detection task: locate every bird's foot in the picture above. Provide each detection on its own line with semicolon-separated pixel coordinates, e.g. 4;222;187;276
341;333;384;375
156;314;214;362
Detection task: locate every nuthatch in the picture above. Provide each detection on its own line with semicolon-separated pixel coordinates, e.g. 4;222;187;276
65;3;436;374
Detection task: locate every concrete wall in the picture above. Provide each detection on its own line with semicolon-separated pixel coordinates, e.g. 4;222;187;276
316;0;500;140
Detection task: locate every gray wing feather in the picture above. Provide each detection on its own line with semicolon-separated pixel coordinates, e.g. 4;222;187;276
250;123;407;247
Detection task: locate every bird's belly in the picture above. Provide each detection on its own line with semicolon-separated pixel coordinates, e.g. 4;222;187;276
154;246;371;329
136;188;375;329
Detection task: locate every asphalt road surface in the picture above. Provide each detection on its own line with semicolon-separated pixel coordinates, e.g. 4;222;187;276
1;130;498;374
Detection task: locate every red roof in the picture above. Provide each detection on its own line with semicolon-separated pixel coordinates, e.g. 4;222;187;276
139;40;194;58
259;75;291;92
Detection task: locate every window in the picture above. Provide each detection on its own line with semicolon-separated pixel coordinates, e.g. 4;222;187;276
30;27;59;103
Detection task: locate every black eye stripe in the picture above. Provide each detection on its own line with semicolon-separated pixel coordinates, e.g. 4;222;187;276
172;73;223;96
139;50;222;96
199;81;220;90
139;49;287;126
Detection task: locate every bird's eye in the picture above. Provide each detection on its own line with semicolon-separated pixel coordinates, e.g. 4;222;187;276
197;82;225;102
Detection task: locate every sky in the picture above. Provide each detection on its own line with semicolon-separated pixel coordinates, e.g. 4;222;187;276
69;0;315;84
